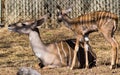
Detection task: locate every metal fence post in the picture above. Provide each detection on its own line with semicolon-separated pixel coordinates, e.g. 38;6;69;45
0;0;4;27
119;0;120;18
0;0;1;24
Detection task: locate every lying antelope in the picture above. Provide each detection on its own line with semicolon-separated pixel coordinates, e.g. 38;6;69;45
8;15;95;69
56;5;118;69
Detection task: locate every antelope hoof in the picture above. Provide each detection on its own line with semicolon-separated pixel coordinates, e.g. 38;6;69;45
42;65;59;69
110;65;117;69
42;66;50;69
42;66;54;69
85;65;89;69
39;63;44;68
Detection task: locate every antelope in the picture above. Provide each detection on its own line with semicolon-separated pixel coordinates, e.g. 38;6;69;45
56;5;118;69
8;15;96;69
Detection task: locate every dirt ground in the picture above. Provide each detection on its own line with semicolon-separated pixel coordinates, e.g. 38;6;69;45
0;26;120;75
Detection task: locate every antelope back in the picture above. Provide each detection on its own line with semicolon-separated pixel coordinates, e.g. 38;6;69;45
56;5;118;31
73;11;118;27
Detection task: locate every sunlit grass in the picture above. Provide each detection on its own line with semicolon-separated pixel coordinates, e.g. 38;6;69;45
0;26;120;75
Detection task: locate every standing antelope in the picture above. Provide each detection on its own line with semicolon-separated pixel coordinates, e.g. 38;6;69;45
8;15;95;69
56;5;118;69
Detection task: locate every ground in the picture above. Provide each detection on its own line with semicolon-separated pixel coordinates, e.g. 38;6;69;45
0;26;120;75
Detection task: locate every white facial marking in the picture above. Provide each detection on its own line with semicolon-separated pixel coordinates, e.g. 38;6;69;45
23;22;29;25
67;8;72;12
58;15;62;18
17;23;22;27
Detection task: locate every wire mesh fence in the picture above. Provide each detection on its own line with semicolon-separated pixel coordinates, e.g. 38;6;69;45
1;0;120;28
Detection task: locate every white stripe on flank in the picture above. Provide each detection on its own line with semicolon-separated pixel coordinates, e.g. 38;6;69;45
113;20;116;32
61;42;67;58
104;19;111;25
85;43;89;52
55;43;63;64
66;42;72;66
112;37;118;48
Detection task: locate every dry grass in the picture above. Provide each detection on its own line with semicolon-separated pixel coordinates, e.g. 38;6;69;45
0;26;120;75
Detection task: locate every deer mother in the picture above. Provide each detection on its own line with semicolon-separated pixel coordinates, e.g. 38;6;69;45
56;5;119;70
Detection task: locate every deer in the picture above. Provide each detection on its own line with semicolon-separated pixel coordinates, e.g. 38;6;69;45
8;14;96;69
56;5;119;70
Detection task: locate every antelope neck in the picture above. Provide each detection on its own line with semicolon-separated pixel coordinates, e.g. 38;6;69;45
29;28;46;58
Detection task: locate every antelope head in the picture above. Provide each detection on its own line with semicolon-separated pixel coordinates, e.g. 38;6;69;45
56;5;72;22
8;15;47;34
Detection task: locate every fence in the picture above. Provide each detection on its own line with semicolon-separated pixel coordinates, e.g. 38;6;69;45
1;0;120;28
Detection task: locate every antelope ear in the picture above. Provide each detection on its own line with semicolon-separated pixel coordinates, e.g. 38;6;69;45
37;14;48;26
56;5;62;10
32;14;48;29
63;7;72;14
31;18;44;29
63;4;74;14
36;18;45;27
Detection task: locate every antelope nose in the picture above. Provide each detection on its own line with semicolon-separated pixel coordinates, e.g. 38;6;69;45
0;24;4;28
8;24;11;27
8;24;13;28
